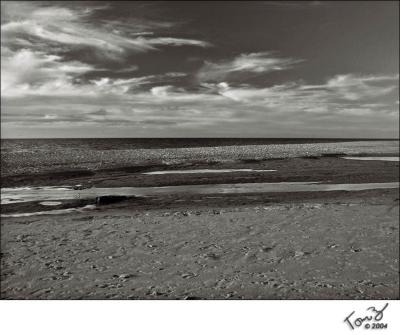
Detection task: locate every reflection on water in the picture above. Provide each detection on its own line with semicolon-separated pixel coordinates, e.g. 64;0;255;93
343;156;399;162
143;169;277;175
2;182;399;205
39;201;63;206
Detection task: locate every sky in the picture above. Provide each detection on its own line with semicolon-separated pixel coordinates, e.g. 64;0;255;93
1;1;399;138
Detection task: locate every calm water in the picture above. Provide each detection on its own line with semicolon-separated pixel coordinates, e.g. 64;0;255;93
2;182;399;205
142;169;277;175
343;156;399;162
3;138;394;152
2;181;399;217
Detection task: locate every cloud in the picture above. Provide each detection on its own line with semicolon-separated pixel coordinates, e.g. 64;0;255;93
1;48;96;97
1;43;188;98
3;71;397;133
1;3;397;138
1;3;210;58
197;52;302;82
1;2;210;100
216;74;398;115
89;73;188;95
302;74;399;101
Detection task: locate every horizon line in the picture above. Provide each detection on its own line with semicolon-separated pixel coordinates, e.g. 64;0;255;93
1;137;399;140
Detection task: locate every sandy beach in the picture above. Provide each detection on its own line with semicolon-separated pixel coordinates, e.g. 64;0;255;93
1;189;399;299
1;143;399;299
1;3;399;335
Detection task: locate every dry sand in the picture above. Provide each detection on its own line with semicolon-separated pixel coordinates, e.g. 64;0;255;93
1;189;398;299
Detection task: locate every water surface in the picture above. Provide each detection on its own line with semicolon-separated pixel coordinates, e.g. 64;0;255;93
143;169;276;175
343;156;399;162
2;182;398;205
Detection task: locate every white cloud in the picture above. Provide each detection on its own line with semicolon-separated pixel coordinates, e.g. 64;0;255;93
1;3;211;100
1;42;189;98
216;73;398;116
197;52;302;81
88;73;188;96
136;37;210;48
1;48;95;97
302;74;399;101
1;3;210;57
3;71;397;131
151;86;174;97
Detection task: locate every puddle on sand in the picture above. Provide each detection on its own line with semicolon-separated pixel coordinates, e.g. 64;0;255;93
1;181;398;206
342;156;399;162
1;205;96;218
142;169;276;175
39;201;63;206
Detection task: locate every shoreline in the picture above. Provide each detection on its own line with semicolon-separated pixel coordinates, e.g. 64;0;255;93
2;140;398;180
2;155;399;188
1;144;399;300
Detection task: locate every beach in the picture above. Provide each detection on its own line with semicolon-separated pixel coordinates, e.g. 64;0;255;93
1;140;399;299
1;3;399;334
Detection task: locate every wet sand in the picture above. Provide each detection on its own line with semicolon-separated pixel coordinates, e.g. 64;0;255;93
2;155;399;188
2;140;398;183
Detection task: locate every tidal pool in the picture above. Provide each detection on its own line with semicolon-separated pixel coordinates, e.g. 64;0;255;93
142;169;277;175
2;181;398;205
39;201;63;206
2;205;96;218
342;156;399;162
